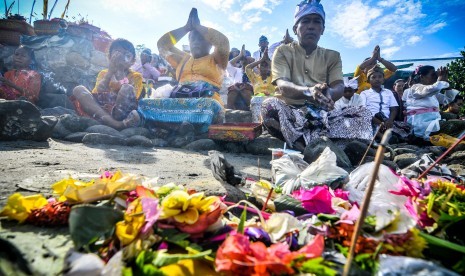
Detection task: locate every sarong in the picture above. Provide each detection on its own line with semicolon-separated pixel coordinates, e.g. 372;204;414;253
138;98;224;133
261;98;373;148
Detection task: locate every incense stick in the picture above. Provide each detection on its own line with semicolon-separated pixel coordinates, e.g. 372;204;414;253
358;124;383;167
343;129;392;276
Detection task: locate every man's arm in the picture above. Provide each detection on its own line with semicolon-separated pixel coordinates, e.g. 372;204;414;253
276;79;334;110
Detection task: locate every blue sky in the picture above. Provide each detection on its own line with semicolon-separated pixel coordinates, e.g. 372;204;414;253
4;0;465;73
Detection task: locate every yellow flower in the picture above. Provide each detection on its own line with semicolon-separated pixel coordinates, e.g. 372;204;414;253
0;193;48;222
159;190;218;225
116;198;146;246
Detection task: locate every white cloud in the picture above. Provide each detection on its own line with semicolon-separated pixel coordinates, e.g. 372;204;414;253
242;12;263;31
101;0;167;19
407;35;421;45
228;12;242;24
382;37;394;47
242;0;282;14
199;0;236;12
378;0;400;7
425;21;447;34
203;20;223;31
382;46;401;58
329;0;382;48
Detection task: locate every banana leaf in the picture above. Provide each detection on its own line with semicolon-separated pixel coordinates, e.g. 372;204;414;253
274;194;308;216
69;204;124;249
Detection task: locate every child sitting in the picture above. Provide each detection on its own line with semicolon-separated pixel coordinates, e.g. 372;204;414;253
245;48;275;122
0;45;41;104
334;77;363;111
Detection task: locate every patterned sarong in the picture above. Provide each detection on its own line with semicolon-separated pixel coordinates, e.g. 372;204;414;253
138;98;224;133
261;97;373;148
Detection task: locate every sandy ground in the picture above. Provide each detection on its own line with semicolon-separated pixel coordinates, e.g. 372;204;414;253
0;139;272;275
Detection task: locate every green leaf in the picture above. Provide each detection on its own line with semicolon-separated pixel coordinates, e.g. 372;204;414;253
317;213;340;222
151;249;212;267
299;257;338;276
420;232;465;254
237;206;247;234
274;195;308;216
69;204;124;249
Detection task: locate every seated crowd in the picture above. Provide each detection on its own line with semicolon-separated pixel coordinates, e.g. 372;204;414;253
0;0;463;150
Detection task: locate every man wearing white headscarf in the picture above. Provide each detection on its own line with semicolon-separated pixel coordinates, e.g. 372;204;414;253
260;0;373;150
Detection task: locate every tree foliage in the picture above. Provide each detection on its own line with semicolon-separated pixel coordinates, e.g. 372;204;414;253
447;47;465;95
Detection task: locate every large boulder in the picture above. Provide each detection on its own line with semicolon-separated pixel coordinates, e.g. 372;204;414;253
82;133;127;146
246;134;284;155
85;125;123;137
303;137;352;170
184;139;221;152
344;140;375;166
120;127;151;138
0;100;56;141
60;114;99;133
126;135;153;147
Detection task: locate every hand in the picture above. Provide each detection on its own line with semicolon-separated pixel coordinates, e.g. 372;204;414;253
187;8;200;31
109;51;123;72
306;84;334;111
283;29;293;44
261;47;269;61
373;45;380;60
437;66;448;82
239;44;246;58
184;8;195;31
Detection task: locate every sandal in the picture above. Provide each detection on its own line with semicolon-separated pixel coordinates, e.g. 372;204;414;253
122;110;141;128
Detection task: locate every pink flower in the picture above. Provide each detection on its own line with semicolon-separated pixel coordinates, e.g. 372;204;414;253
140;197;160;234
334;189;349;200
292;186;334;214
339;205;361;223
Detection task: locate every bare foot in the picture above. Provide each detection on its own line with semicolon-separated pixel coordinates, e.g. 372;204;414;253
122;110;141;129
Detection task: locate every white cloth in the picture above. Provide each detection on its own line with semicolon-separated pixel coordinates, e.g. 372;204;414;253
404;81;450;111
403;81;450;140
226;62;243;84
334;94;364;111
360;88;399;117
253;49;270;61
268;41;283;59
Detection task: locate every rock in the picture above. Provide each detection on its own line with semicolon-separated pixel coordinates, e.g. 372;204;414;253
64;132;88;143
222;142;246;153
363;156;398;170
85;125;123;137
445;151;465;165
90;50;108;67
184;139;221;152
65;51;90;69
126;135;153;147
151;138;168;147
343;140;375;166
120;127;151;138
40;106;76;117
394;153;419;169
52;119;72;139
393;147;419;155
61;114;99;132
0;100;57;141
245;135;284;155
303;137;352;170
448;164;465;177
225;109;252;123
170;134;195;148
439;120;465;138
188;178;246;203
82;133;127;146
424;146;446;157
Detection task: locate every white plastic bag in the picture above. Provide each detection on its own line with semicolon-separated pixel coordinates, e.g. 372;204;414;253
151;84;174;99
271;147;348;195
346;163;415;234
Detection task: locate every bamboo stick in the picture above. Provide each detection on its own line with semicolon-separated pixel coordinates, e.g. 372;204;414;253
358;124;383;167
343;129;392;276
418;133;465;179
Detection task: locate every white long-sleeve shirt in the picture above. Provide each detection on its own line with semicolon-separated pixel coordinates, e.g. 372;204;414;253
404;81;449;111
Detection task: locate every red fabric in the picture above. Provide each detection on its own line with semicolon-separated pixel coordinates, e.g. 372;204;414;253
0;70;41;103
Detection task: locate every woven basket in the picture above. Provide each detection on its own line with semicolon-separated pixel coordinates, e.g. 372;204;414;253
0;19;35;35
33;20;62;36
0;30;22;45
92;35;113;53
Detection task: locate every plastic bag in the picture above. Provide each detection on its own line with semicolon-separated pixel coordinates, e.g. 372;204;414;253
376;255;459;276
271;147;348;195
346;163;415;234
151;84;174;99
